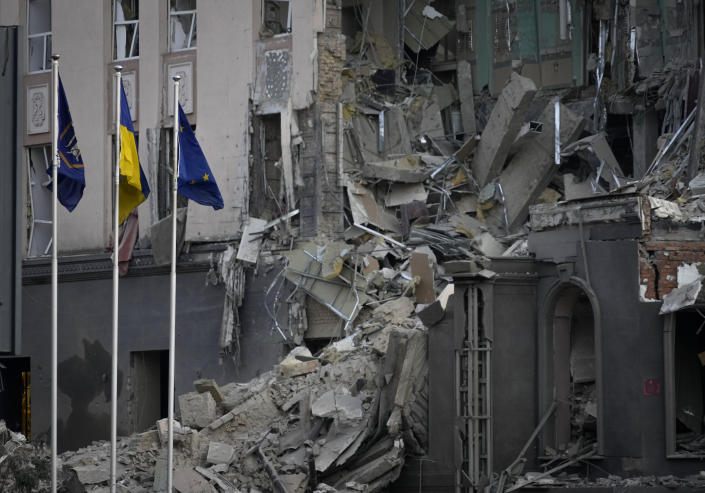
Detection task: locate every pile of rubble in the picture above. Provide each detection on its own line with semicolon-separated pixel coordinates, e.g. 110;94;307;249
1;299;428;492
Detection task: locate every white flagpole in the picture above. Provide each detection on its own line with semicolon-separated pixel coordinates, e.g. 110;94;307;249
111;64;123;493
50;53;59;493
167;74;181;493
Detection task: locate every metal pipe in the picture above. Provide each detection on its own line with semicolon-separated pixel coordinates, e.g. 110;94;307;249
50;52;59;493
111;64;123;493
168;75;181;493
559;0;568;40
554;98;561;165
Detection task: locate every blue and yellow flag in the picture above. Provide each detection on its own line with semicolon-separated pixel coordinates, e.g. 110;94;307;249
118;80;150;224
50;76;85;211
177;104;224;210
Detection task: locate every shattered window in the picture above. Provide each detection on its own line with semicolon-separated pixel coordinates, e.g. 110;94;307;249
28;0;52;73
169;0;197;51
262;0;291;37
26;145;53;257
114;0;139;60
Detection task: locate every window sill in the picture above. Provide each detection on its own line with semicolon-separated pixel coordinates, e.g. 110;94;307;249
667;453;705;459
169;47;197;53
27;69;50;75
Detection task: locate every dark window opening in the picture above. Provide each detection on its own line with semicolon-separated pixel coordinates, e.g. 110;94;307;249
671;310;705;455
249;114;284;219
0;357;31;439
605;114;634;177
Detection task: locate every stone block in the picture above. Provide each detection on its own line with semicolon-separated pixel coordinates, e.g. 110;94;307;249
193;378;224;404
179;392;217;429
206;441;235;465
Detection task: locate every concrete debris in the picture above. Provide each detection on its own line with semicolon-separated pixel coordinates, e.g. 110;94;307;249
472;72;537;186
194;378;225;404
179;391;217;429
5;318;427;492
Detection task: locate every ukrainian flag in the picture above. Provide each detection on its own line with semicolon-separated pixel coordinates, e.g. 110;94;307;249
118;80;150;224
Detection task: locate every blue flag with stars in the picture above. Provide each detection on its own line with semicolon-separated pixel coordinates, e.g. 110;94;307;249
177;104;224;210
49;76;85;211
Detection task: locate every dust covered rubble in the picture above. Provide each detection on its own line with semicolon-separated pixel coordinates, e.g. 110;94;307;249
8;301;427;493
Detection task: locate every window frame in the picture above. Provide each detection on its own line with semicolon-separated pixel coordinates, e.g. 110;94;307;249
113;0;140;61
261;0;292;37
168;1;197;52
26;145;53;257
27;0;52;73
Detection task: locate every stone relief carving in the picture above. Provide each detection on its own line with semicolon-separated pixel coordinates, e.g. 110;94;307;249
27;84;49;135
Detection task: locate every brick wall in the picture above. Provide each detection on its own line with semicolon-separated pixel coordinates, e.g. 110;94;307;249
639;241;705;300
301;0;346;238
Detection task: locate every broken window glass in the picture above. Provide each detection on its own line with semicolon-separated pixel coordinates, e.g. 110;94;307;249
114;0;139;60
169;0;196;51
28;0;51;73
262;0;291;37
26;146;53;257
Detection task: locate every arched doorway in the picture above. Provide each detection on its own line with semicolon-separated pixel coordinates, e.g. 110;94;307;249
540;279;602;455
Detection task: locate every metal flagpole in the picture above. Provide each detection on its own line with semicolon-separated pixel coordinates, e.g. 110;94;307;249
167;74;181;493
50;53;59;493
111;64;123;493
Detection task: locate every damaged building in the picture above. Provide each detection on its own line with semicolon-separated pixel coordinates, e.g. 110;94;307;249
3;0;705;491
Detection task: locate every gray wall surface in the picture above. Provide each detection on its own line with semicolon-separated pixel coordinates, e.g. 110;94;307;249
21;265;286;452
0;26;20;354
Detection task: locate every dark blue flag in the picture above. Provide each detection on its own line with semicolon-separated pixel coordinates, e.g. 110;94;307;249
49;76;85;212
177;104;224;210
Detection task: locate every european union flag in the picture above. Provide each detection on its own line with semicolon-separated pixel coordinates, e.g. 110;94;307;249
50;76;85;211
177;104;224;210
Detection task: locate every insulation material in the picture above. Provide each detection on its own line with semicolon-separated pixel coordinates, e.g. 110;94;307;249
218;246;246;363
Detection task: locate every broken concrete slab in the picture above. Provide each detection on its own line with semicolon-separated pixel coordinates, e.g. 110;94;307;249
471;232;506;257
371;296;415;324
315;420;368;473
193;379;225;404
72;463;110;485
311;388;364;421
490;102;585;231
236;217;267;265
472;72;537;186
206;441;236;465
173;466;216;493
347;180;401;233
404;1;454;53
457;60;477;136
362;155;430;183
689;172;705;195
384;183;428;207
179;391;217;429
